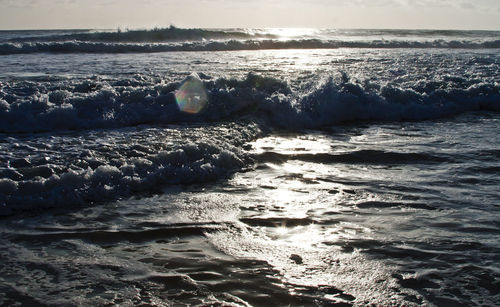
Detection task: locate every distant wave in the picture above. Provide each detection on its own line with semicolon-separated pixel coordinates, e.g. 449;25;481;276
6;26;274;43
2;27;498;54
1;72;499;133
2;39;499;55
326;29;500;38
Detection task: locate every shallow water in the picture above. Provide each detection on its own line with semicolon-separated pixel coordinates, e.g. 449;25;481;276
1;113;499;306
1;28;500;306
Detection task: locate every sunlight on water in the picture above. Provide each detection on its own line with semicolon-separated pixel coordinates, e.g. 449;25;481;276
266;28;319;40
175;73;208;114
252;134;332;154
1;26;499;306
211;132;429;304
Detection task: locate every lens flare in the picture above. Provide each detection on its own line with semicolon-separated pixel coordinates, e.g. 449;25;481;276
175;73;208;114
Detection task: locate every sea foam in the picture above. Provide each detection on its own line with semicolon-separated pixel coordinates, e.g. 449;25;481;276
0;128;256;215
1;73;499;133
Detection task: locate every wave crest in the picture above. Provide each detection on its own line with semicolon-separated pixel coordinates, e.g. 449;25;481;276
2;39;500;55
7;26;274;43
1;72;499;133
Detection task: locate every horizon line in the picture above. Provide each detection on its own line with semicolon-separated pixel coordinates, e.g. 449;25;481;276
1;26;500;32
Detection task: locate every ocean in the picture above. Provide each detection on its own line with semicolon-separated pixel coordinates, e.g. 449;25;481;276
0;27;499;306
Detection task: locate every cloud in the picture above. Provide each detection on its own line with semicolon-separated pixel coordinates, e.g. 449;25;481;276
0;0;36;8
1;0;499;30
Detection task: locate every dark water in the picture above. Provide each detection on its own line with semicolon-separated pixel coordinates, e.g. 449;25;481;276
1;113;499;306
1;28;499;306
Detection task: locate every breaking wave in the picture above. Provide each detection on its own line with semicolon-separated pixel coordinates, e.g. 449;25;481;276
0;118;262;215
1;72;499;133
0;139;253;215
1;71;499;214
6;26;274;43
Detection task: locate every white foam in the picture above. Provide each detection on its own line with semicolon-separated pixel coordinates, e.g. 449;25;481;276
0;136;253;215
1;73;499;133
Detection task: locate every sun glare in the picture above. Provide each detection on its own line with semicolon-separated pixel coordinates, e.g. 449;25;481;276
266;28;319;40
175;73;208;114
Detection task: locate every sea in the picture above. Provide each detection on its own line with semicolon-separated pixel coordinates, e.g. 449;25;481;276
0;27;499;306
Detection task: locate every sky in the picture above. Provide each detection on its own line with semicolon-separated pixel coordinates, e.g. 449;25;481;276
1;0;500;30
